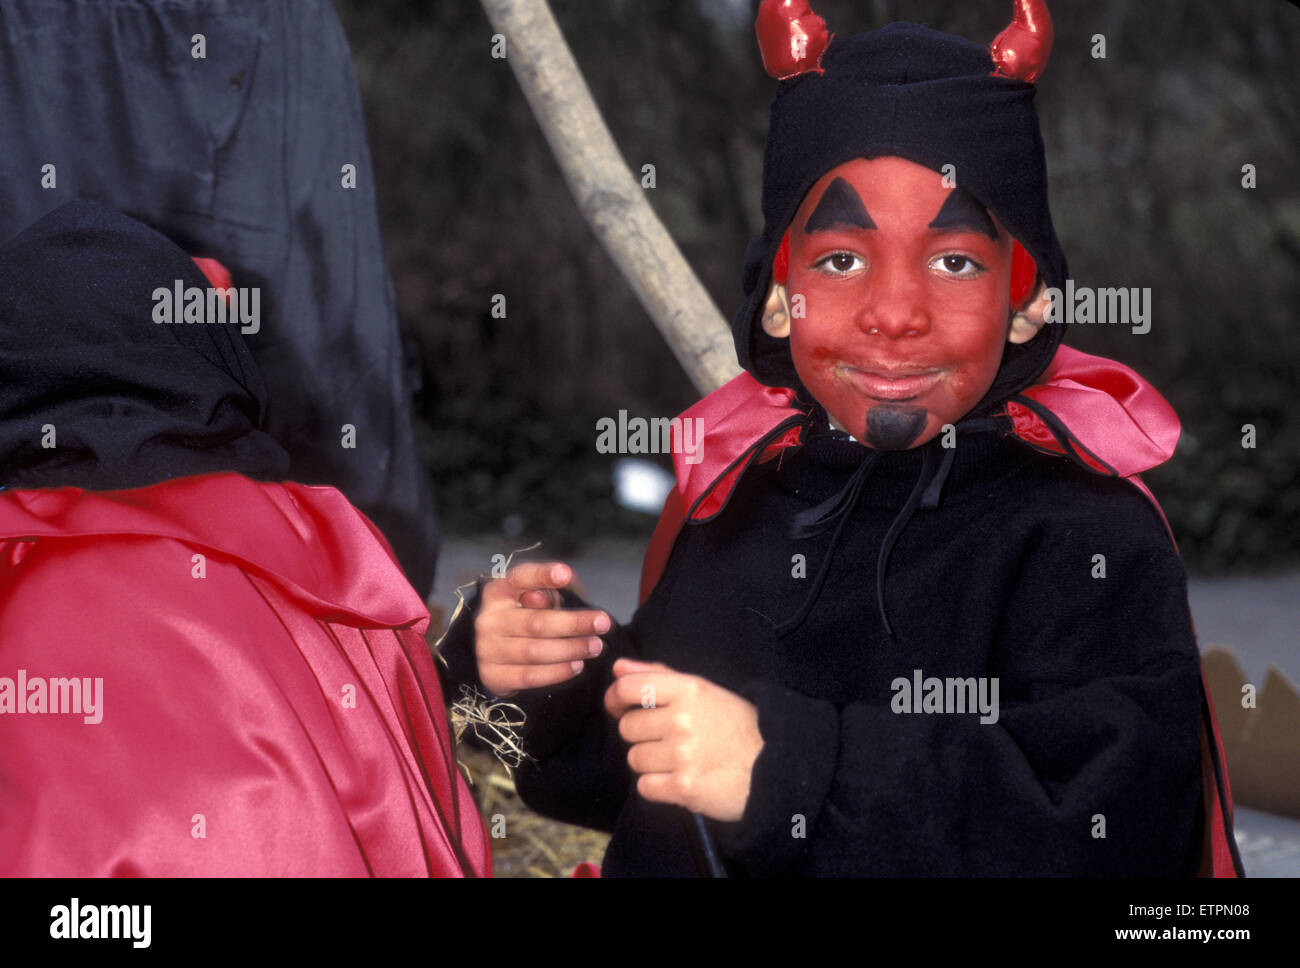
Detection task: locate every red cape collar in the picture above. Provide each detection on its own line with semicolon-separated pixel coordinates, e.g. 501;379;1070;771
0;472;428;632
666;345;1181;531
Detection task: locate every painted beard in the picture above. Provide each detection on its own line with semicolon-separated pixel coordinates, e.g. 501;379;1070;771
864;405;927;450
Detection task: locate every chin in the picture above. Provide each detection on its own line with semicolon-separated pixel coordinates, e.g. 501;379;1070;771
835;404;934;450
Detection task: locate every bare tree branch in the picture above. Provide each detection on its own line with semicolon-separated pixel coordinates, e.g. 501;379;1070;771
480;0;741;394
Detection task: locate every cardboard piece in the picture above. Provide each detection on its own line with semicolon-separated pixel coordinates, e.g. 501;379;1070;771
1202;646;1300;819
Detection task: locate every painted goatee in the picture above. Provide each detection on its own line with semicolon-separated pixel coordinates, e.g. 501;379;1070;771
865;406;926;450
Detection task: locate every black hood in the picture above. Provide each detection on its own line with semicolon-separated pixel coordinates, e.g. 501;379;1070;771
735;21;1068;417
0;199;289;490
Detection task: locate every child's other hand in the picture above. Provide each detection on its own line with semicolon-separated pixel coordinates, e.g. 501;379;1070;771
605;658;763;823
475;562;610;698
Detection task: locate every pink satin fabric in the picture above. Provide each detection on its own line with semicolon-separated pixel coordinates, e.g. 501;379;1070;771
671;344;1179;529
0;472;489;877
640;378;803;601
671;378;802;522
1009;345;1181;478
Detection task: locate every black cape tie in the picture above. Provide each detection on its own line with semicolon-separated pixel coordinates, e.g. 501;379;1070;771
776;415;1003;640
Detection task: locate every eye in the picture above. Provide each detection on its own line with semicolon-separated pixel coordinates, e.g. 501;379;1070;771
813;251;865;275
931;254;986;278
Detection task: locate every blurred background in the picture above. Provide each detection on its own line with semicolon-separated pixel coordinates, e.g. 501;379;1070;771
336;0;1300;574
333;0;1300;875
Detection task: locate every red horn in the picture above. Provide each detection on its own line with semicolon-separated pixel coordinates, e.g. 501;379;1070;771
989;0;1054;83
756;0;831;81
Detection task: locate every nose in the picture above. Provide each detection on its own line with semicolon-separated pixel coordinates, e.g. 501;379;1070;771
856;262;932;338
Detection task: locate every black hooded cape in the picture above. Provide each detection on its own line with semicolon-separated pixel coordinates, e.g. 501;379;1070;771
0;200;289;491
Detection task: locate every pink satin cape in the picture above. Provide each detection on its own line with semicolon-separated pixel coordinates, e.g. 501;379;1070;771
0;472;489;877
638;346;1240;878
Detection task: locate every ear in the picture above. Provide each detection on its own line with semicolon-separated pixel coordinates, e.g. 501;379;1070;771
1008;278;1050;344
761;281;792;338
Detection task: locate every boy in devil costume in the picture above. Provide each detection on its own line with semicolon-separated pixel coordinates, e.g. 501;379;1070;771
439;1;1242;877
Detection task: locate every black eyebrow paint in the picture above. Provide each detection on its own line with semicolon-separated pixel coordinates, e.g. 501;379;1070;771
928;187;998;241
805;177;877;234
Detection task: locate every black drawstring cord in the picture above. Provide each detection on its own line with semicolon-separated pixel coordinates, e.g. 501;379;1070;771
875;443;938;640
917;417;1002;510
775;416;1007;641
775;438;940;641
682;812;728;878
775;450;882;637
919;441;956;509
788;449;884;539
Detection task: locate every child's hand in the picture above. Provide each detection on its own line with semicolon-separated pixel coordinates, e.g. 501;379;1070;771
474;562;611;698
605;658;764;823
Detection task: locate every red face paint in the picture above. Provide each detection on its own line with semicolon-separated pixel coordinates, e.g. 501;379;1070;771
773;232;790;286
783;156;1016;448
1009;240;1036;308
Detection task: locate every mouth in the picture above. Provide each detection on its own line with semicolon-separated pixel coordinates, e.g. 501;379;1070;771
841;365;944;401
